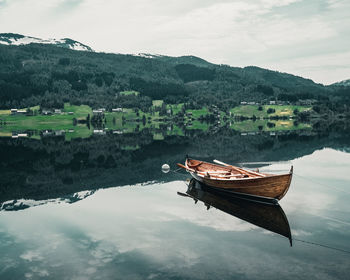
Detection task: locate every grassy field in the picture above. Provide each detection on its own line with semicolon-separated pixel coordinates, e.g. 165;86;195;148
120;90;140;96
0;114;74;130
0;103;93;130
64;126;92;141
152;100;164;107
63;103;92;117
166;124;184;136
186;120;210;131
186;107;209;118
230;120;311;132
153;132;164;140
0;125;93;141
0;105;39;115
166;103;184;115
230;105;311;118
0;109;11;115
121;144;140;151
0;103;314;140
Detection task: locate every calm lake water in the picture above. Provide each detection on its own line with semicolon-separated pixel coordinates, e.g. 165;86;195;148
1;127;350;279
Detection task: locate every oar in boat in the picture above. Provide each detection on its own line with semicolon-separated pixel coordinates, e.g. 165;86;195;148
177;163;242;178
213;159;266;177
177;163;195;172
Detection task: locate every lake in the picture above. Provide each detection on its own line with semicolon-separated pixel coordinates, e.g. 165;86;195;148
1;125;350;279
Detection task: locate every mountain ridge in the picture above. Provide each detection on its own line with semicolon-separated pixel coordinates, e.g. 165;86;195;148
0;33;93;52
332;79;350;87
0;35;348;110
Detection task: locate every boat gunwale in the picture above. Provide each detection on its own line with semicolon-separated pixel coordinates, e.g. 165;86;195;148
185;159;292;182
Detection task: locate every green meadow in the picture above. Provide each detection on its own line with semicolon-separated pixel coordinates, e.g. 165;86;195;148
230;119;311;132
230;105;311;118
119;90;140;96
0;103;313;141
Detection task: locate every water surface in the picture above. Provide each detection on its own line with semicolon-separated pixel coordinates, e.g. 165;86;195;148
1;129;350;279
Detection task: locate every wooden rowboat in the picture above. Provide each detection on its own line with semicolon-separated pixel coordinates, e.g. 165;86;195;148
177;158;293;202
178;179;292;245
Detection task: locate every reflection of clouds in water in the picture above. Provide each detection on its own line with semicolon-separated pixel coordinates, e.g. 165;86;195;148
268;149;350;216
284;186;336;215
25;267;49;279
89;241;116;265
0;182;260;278
291;229;312;237
20;250;44;262
154;201;256;232
1;153;350;280
292;148;350;181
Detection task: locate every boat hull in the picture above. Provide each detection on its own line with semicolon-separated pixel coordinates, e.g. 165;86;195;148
190;170;292;200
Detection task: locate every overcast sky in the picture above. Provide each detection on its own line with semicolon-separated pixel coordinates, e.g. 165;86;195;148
0;0;349;84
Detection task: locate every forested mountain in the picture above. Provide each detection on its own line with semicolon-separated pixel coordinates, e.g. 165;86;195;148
0;35;349;110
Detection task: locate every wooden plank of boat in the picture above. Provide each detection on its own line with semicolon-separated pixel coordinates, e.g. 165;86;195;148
176;163;244;178
213;159;266;177
177;158;293;201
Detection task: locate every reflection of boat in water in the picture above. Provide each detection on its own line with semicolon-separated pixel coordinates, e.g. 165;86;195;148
178;179;292;245
177;158;293;203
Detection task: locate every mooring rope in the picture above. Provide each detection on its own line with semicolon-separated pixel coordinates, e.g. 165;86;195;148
292;238;350;255
170;167;189;178
171;164;350;255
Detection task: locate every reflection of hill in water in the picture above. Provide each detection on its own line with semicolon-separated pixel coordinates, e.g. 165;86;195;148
0;125;349;203
1;190;95;211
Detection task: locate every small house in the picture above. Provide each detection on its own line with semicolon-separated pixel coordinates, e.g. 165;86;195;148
93;109;103;115
11;109;18;115
112;130;123;134
17;110;27;114
18;133;28;137
54;130;65;136
42;130;53;137
93;129;106;135
42;110;53;115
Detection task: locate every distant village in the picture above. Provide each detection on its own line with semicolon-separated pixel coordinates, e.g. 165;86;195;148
10;107;125;116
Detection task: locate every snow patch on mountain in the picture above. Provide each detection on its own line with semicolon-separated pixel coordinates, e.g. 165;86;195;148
0;33;93;52
132;53;163;59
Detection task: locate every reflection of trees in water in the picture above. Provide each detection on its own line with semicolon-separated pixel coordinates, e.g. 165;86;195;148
0;126;349;203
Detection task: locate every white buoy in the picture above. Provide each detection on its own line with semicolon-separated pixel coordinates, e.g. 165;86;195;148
161;164;170;173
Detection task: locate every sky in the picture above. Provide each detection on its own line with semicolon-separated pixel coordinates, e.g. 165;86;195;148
0;0;349;85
